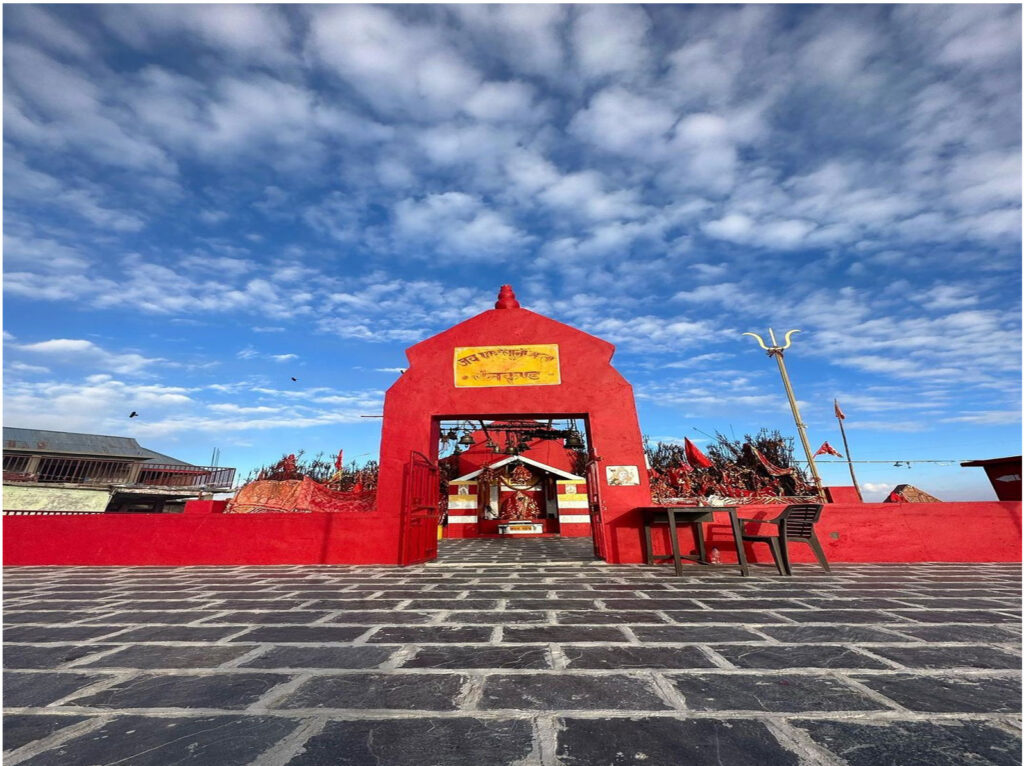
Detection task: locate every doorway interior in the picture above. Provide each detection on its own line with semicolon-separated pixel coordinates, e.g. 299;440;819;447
434;416;600;548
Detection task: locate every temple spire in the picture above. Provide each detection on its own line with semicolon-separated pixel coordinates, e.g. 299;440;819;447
494;284;521;309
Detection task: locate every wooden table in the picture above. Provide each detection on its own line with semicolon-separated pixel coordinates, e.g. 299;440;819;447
638;506;750;577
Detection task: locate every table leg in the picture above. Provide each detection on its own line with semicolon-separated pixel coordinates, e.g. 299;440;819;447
728;510;750;577
693;522;708;564
667;511;683;576
643;517;654;566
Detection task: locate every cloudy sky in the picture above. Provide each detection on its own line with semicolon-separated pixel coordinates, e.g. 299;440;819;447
3;4;1020;499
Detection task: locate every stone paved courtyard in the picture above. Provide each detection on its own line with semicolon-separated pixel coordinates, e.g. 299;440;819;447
3;539;1021;765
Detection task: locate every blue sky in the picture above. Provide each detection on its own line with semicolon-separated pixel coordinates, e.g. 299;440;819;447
3;4;1021;501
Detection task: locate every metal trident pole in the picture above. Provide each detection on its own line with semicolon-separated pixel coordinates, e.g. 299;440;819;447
743;328;825;499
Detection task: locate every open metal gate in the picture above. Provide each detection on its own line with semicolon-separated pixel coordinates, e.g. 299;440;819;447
586;457;608;560
399;451;440;565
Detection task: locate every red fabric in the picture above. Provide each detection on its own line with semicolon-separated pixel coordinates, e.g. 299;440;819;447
752;447;793;477
815;441;843;457
834;399;846;420
334;450;344;470
227;478;376;513
684;438;713;469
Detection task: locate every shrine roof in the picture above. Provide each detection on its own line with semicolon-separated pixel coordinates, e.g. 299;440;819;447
453;454;584;483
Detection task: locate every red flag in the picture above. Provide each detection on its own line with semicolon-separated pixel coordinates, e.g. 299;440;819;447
834;399;846;420
684;438;713;469
334;449;344;470
814;441;843;457
751;446;793;477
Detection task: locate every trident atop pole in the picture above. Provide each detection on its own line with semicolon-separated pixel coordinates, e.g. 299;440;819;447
743;328;825;499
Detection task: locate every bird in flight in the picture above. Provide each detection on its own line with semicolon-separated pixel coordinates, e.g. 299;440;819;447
291;377;298;382
129;411;138;418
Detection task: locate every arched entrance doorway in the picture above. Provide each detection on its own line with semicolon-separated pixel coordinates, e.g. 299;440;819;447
376;286;652;565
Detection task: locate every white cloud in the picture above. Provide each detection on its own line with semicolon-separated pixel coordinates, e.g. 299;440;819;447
16;339;163;374
393;192;528;258
572;5;652;80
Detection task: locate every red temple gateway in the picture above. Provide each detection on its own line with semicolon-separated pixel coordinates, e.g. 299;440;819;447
377;284;652;564
4;285;1021;567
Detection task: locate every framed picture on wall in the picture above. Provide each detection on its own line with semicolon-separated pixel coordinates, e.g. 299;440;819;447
606;465;640;486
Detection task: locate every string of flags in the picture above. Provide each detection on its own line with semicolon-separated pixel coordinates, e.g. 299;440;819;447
815;441;843;457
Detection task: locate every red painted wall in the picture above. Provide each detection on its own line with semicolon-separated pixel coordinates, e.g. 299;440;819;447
3;501;1019;566
640;501;1022;565
3;511;400;566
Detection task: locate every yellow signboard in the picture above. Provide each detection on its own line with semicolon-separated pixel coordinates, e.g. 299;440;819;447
454;344;561;387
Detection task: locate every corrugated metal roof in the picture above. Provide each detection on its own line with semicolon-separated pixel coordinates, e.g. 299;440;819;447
136;447;192;466
3;427;191;465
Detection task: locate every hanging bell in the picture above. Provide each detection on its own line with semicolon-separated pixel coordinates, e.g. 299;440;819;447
565;431;584;449
485;439;499;452
445;428;459;440
503;442;518;455
458;433;475;446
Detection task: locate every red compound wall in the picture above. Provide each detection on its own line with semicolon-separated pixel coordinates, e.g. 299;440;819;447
3;500;1019;566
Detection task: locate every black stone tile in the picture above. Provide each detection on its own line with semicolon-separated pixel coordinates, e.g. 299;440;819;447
867;645;1022;669
229;626;368;643
668;674;885;712
3;611;97;625
480;674;671;710
24;592;113;601
403;599;500;611
661;609;790;624
107;626;243;642
71;673;286;709
693;598;812;609
562;645;715;669
795;719;1023;766
601;599;704;610
403;646;550;669
2;714;90;753
323;611;436;624
282;718;534;766
273;673;464;710
241;645;396;669
312;599;426;610
80;611;223;625
200;611;332;624
367;626;493;643
472;590;547;599
758;625;914;643
81;645;255;668
890;610;1021;624
791;598;913;609
632;626;767;643
557;718;799;766
502;626;628;643
715;644;891;669
555;610;669;624
3;626;124;643
890;598;1018;609
853;674;1023;712
100;600;216;610
443;611;549;624
2;672;106;707
14;715;297;766
892;625;1023;642
209;599;312;609
505;599;597;610
778;609;910;624
3;644;114;669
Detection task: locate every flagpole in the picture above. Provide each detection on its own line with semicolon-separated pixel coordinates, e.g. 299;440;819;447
835;400;863;501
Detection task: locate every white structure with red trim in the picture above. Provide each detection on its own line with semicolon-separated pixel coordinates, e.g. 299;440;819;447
445;455;591;537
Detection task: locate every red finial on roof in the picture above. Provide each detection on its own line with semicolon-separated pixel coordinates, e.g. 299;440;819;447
495;284;521;309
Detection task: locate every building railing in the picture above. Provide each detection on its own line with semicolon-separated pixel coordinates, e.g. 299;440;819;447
2;456;235;490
